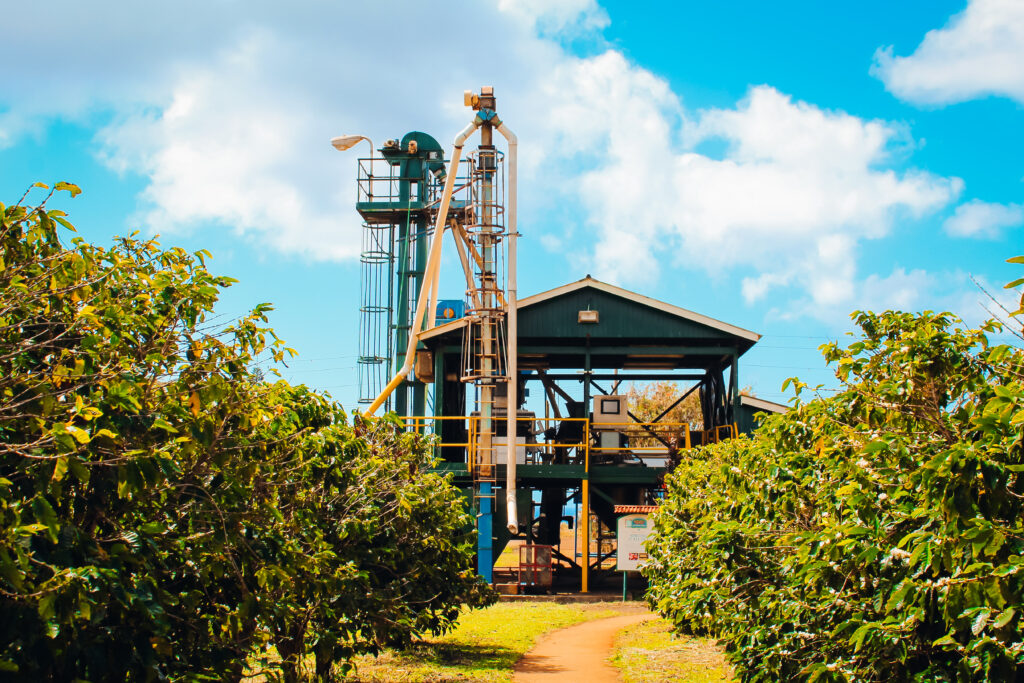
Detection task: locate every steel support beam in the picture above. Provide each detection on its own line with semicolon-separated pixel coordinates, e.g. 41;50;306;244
581;478;590;593
516;345;740;356
539;373;706;382
478;482;493;583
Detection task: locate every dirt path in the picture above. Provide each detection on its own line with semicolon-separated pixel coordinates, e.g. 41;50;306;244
513;611;655;682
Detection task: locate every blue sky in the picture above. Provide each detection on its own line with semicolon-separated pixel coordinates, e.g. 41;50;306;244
1;0;1021;408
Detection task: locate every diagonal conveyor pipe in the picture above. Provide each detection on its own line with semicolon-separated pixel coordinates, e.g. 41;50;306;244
364;117;482;416
495;117;519;535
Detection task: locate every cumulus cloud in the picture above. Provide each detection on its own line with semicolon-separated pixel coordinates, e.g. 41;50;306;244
776;267;1010;328
0;1;567;259
0;0;968;318
859;268;934;313
96;30;357;258
497;0;609;35
535;61;962;305
871;0;1024;105
944;199;1024;238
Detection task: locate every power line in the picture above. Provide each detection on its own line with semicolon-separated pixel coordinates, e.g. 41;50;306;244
277;366;358;375
746;363;830;370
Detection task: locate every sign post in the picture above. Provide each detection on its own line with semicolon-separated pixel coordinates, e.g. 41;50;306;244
615;506;657;601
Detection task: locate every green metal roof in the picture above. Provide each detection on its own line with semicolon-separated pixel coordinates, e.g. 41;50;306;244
420;276;761;372
516;277;758;345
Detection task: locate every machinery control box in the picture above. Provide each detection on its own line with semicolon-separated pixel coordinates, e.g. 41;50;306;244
593;394;628;424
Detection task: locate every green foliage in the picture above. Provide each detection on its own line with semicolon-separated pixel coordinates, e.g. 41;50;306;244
0;184;492;681
645;304;1024;682
1006;255;1024;320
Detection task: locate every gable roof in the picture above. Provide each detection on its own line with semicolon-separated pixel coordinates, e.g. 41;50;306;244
419;275;761;350
518;276;760;343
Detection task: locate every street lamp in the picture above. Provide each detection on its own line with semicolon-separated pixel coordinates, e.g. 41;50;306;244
332;134;376;199
330;134;373;152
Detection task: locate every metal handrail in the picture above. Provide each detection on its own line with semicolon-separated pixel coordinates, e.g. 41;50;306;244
393;416;739;470
591;421;693;454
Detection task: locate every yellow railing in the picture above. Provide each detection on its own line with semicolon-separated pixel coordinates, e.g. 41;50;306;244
590;421;693;455
396;415;739;471
697;423;738;445
396;415;590;471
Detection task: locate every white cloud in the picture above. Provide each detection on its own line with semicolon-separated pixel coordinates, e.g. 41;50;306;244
0;1;564;259
742;272;792;303
872;0;1024;105
778;267;1005;328
859;268;933;313
534;65;962;304
0;1;969;320
497;0;609;35
539;233;564;252
944;199;1024;238
96;29;357;259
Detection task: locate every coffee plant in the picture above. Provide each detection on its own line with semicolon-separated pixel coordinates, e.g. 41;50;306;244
0;184;492;681
646;274;1024;681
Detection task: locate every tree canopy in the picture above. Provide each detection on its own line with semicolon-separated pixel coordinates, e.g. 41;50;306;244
0;184;491;680
645;266;1024;681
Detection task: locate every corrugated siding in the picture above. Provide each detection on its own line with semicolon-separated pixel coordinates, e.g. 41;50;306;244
518;289;733;341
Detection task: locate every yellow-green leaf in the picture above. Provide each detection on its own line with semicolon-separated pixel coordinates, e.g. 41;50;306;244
54;181;81;198
52;457;68;482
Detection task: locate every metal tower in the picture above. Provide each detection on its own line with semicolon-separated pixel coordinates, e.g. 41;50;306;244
354;132;448;414
349;87;521;585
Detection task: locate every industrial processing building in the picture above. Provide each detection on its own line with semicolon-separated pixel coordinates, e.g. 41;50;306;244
334;87;785;592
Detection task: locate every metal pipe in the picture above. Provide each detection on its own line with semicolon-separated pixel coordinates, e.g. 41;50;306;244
451;220;506;308
427;235;442;329
364;119;481;416
496;119;518;535
450;221;483;312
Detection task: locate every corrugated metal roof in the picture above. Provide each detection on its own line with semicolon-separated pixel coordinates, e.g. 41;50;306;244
520;276;761;343
420;275;762;345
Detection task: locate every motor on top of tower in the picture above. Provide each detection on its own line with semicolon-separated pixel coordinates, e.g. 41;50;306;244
464;86;496;111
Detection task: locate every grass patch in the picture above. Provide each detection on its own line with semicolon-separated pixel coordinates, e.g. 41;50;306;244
610;618;735;683
346;602;619;682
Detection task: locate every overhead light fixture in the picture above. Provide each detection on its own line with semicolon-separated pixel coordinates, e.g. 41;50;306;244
330;134;373;152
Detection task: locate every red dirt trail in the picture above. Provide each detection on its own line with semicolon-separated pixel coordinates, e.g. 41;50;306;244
513;612;655;682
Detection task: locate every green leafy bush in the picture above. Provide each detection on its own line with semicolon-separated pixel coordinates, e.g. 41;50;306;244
645;294;1024;681
0;185;492;680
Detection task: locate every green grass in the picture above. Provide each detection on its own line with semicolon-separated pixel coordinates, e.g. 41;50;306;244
345;602;618;682
610;618;735;683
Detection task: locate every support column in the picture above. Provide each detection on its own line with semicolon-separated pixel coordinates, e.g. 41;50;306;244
583;337;592;419
412;211;429;417
581;478;590;593
478;482;493;583
393;221;410;416
730;352;739;427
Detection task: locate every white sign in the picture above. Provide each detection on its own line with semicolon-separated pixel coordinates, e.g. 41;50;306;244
616;513;652;571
